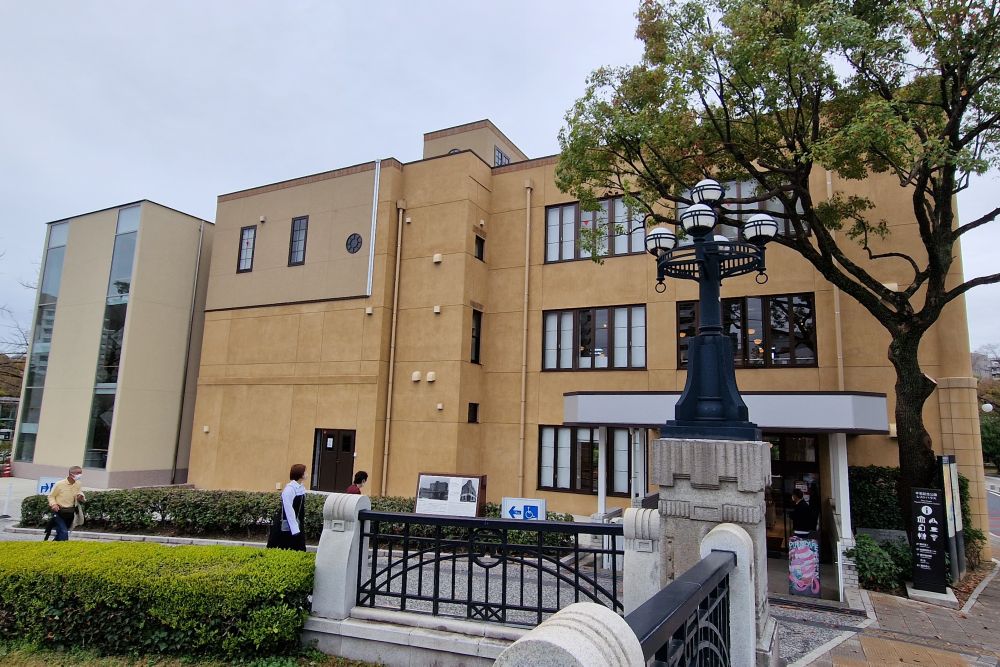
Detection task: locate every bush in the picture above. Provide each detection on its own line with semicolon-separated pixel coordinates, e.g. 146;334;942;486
847;534;905;592
21;489;576;546
0;542;313;659
848;466;905;530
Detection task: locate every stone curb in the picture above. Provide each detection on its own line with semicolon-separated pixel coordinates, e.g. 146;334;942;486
3;526;318;552
960;558;1000;614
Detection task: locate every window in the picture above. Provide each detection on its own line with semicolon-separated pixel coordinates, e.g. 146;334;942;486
494;146;510;167
545;196;645;262
237;225;256;273
468;403;480;423
474;235;485;261
471;309;482;364
538;426;631;495
677;293;816;368
543;305;645;370
288;216;308;266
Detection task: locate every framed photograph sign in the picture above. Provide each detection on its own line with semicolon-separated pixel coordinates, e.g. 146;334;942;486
414;473;487;517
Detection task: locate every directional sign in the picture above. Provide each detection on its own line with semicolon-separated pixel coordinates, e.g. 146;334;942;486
37;477;62;495
911;488;947;594
501;497;546;522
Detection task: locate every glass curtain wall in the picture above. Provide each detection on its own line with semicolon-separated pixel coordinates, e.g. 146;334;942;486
15;222;69;461
83;206;139;468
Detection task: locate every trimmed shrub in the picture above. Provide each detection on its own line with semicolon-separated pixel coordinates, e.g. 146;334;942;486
847;534;905;593
848;466;904;531
0;542;313;658
21;489;576;546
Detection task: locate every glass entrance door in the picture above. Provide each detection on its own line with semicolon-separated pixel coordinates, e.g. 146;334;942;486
765;434;820;557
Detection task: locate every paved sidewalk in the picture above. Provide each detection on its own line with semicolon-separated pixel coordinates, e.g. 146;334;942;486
800;562;1000;666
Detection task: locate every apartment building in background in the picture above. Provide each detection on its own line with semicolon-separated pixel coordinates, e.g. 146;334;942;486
12;201;212;487
185;119;987;570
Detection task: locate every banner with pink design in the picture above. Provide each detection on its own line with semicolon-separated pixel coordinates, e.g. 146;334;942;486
788;536;820;597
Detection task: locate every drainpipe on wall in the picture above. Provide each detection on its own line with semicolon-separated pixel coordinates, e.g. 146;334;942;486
171;219;205;485
827;170;845;392
518;179;533;497
379;201;406;496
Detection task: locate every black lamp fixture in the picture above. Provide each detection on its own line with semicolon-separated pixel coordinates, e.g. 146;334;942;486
645;179;779;440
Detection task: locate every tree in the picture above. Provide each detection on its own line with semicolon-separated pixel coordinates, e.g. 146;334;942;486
557;0;1000;525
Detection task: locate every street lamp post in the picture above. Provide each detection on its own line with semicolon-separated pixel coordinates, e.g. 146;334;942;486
645;179;779;440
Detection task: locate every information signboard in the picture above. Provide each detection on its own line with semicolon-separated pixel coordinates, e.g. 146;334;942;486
501;497;546;521
911;487;947;594
414;473;486;517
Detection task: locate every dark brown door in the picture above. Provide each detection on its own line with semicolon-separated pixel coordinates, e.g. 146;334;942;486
313;429;356;492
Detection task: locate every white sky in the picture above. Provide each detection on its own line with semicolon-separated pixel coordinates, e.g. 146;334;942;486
1;1;998;351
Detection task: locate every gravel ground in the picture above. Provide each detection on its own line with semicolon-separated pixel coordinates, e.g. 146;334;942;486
771;602;869;664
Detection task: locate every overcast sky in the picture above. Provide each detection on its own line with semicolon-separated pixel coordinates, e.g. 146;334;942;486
1;1;998;352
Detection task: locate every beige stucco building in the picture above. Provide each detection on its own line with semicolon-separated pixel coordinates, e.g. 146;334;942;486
12;201;212;487
184;119;987;560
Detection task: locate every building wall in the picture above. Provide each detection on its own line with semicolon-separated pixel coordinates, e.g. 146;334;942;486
186;136;986;533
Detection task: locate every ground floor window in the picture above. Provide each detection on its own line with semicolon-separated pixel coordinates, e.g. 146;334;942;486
765;433;821;557
538;426;631;496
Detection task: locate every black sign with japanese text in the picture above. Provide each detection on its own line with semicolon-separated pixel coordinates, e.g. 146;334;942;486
911;488;947;594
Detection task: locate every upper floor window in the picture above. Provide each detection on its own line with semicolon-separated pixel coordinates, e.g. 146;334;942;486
538;426;631;495
237;226;256;273
494;146;510;167
545;196;645;263
474;235;486;261
543;305;645;370
288;216;308;266
677;293;816;368
471;309;483;364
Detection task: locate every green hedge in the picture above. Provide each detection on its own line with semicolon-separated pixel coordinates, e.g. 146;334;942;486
846;534;908;593
20;489;575;545
0;542;313;658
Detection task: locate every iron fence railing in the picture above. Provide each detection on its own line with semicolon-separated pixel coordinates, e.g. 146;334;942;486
625;550;735;666
355;510;624;626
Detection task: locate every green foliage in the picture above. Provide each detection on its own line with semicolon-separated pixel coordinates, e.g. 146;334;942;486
20;489;576;547
847;534;906;593
981;412;1000;469
848;466;905;530
0;542;313;659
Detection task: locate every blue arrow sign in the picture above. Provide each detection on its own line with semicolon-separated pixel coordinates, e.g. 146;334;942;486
508;506;521;518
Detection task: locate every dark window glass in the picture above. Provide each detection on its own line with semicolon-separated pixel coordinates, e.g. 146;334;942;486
288;216;308;266
84;391;116;469
471;309;482;364
95;303;128;384
468;403;480;423
107;231;137;299
494;146;510;167
543;305;645;371
544;196;645;263
677;293;816;368
238;226;256;273
14;432;36;462
474;235;485;261
39;245;65;305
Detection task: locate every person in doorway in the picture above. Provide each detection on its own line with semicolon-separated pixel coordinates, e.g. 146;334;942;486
346;471;368;494
790;488;814;538
46;466;85;542
266;464;307;551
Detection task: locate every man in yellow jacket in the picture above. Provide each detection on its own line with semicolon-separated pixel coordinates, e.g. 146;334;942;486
47;466;85;541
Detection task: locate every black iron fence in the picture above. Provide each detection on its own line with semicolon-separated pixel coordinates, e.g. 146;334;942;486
355;510;624;626
625;550;735;666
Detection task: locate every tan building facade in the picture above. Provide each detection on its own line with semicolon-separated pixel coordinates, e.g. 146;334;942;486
13;201;213;487
186;119;988;554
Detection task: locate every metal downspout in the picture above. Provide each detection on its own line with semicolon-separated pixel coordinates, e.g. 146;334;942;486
380;202;405;495
827;170;845;391
518;179;533;496
171;219;205;484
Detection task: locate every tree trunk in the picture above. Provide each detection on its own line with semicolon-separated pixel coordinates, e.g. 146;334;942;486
888;334;938;533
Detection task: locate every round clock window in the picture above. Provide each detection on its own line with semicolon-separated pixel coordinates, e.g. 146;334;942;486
346;233;363;254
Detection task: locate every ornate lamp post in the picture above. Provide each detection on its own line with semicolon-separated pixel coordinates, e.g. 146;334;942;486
645;179;779;440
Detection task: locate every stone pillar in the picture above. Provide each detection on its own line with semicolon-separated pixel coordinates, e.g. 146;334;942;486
653;437;779;666
701;523;759;667
311;492;371;620
494;602;644;667
623;507;662;613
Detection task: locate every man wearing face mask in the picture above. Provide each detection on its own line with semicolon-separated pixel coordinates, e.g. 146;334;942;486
46;466;85;541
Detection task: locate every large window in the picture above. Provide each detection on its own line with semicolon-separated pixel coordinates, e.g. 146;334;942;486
237;225;256;273
288;216;308;266
678;179;806;239
538;426;631;495
543;305;645;370
677;293;816;368
494;146;511;167
15;222;68;462
471;309;482;364
545;196;645;262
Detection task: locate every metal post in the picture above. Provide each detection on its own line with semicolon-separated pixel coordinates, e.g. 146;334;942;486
0;478;11;519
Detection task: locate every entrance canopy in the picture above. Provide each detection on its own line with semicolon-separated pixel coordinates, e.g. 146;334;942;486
563;391;889;434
